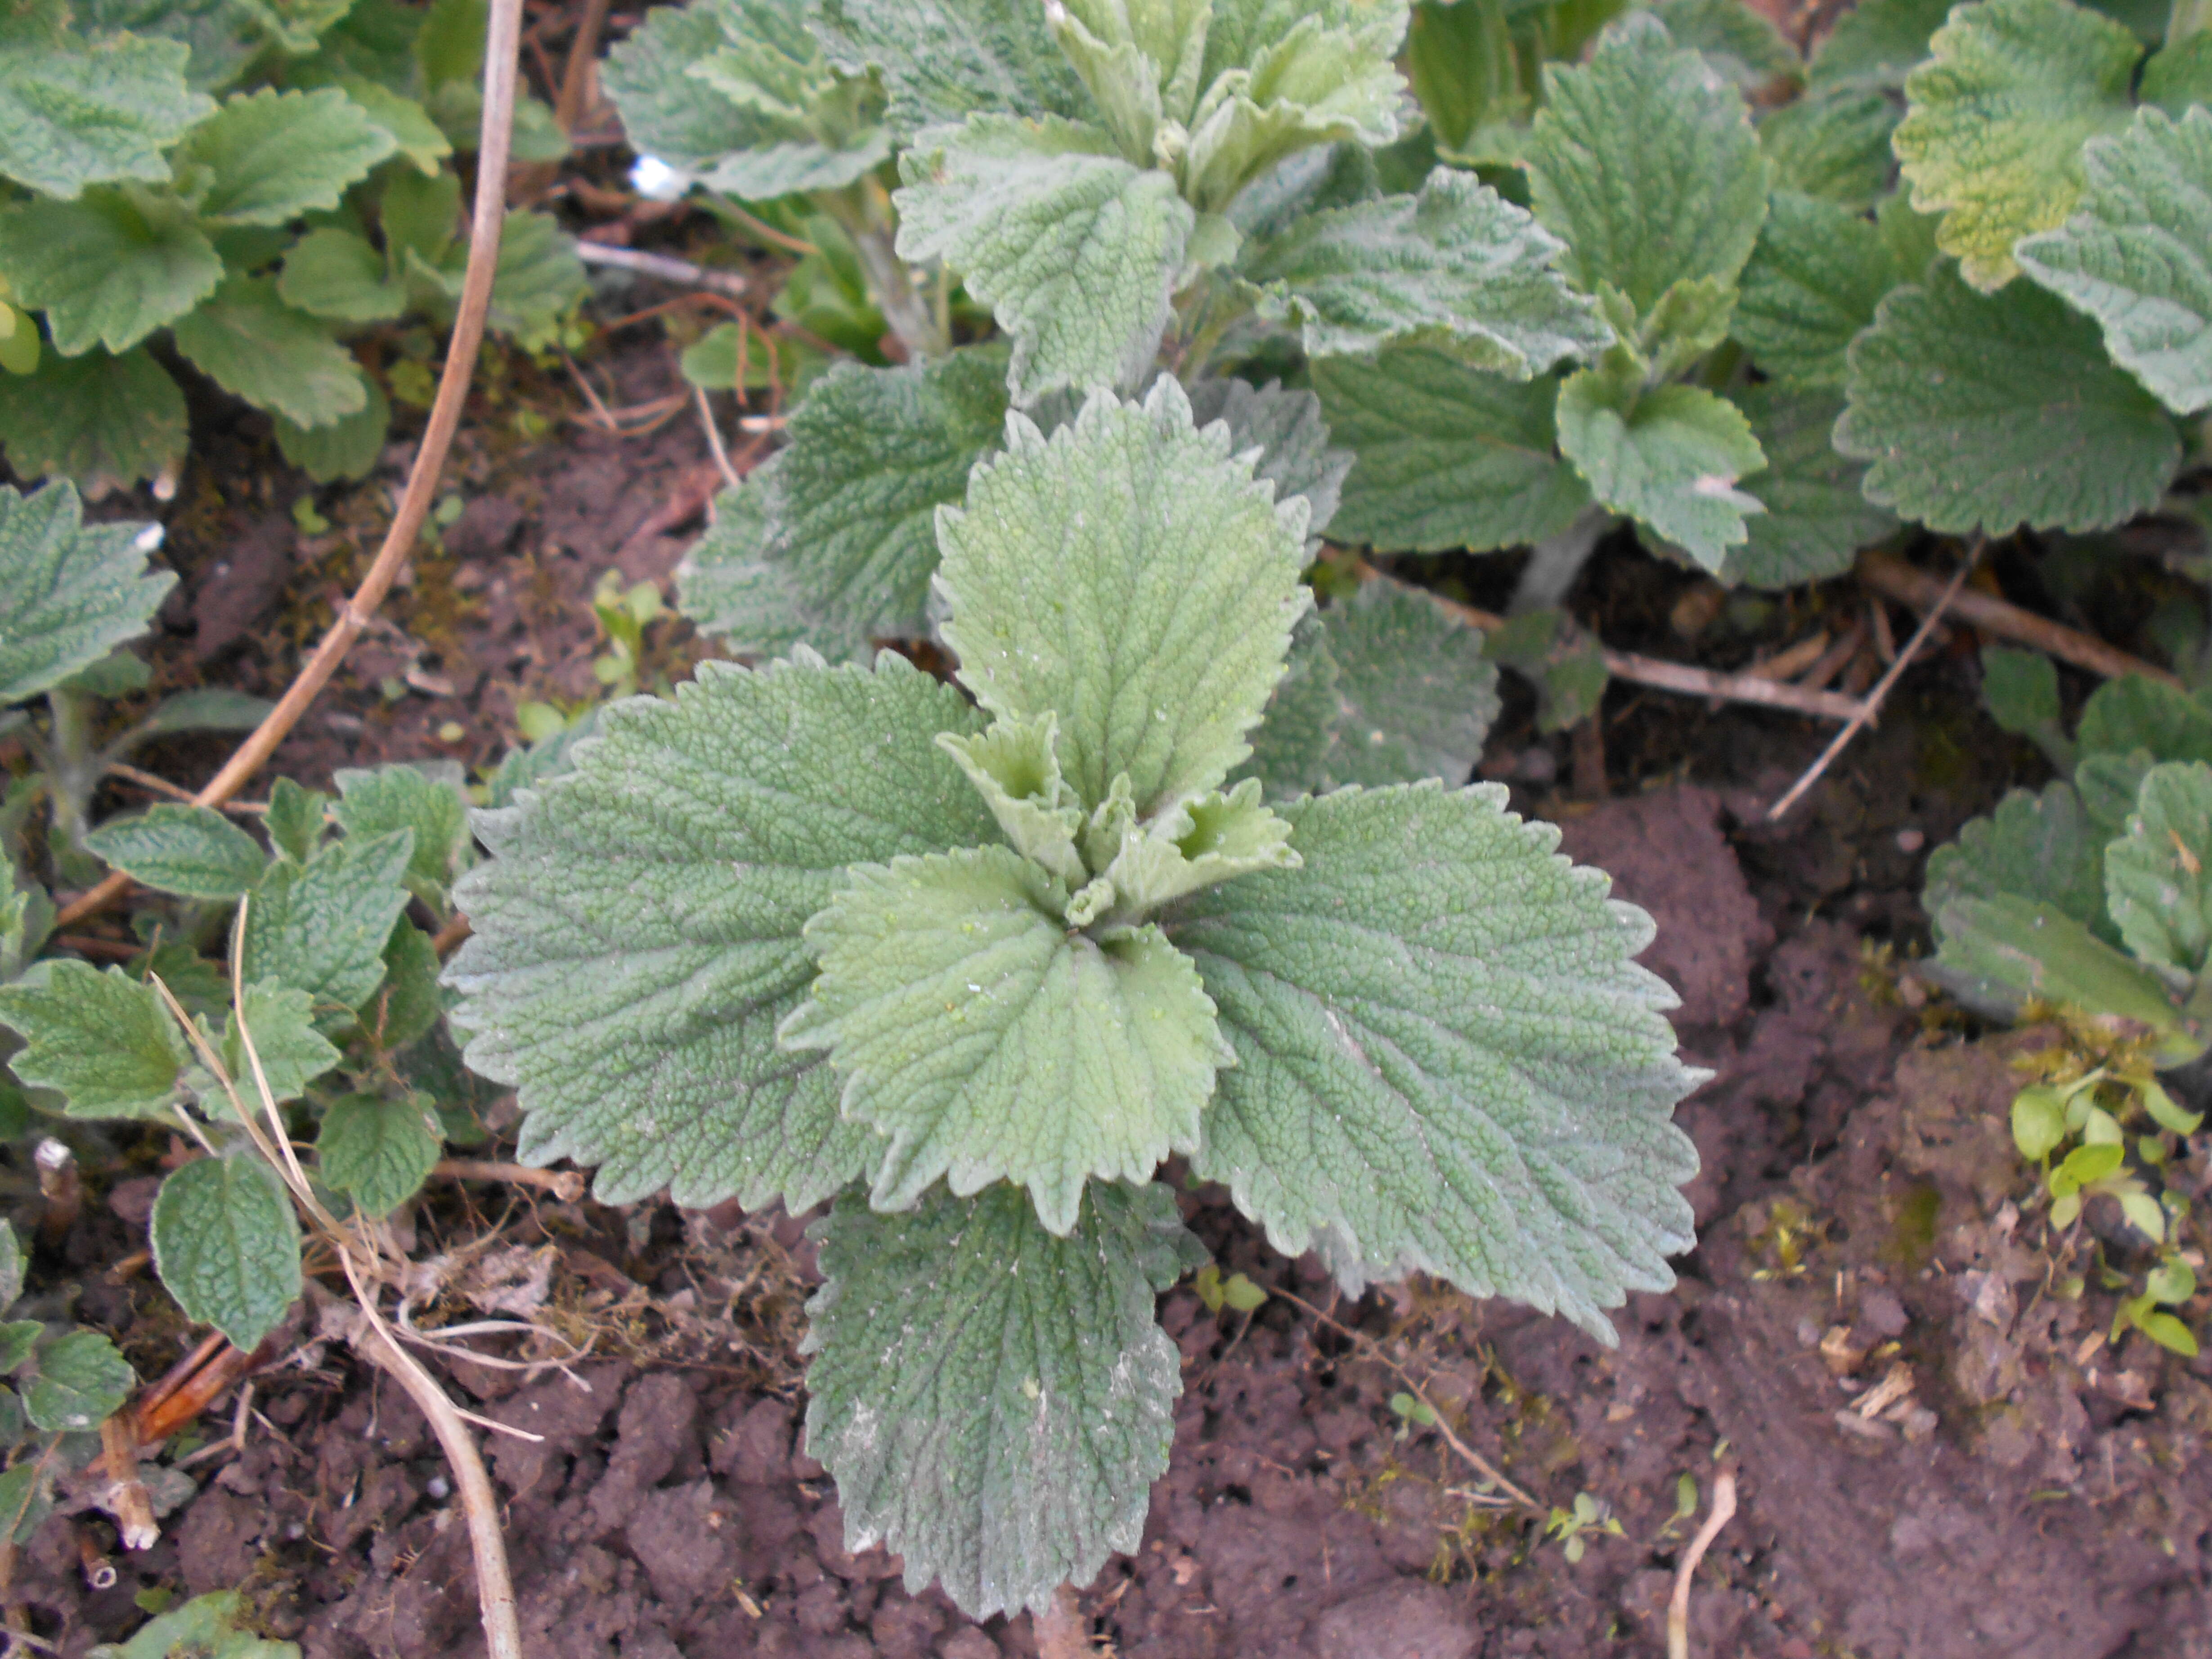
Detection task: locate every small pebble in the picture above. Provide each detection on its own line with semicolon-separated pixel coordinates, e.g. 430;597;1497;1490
1895;828;1925;854
426;1475;451;1500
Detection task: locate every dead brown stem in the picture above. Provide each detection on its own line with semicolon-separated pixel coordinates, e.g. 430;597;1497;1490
435;1159;587;1202
1667;1470;1738;1659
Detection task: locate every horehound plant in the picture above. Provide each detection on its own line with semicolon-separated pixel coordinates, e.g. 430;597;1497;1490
444;379;1701;1621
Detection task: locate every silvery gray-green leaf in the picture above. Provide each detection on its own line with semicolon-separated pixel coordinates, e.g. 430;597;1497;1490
802;1180;1201;1619
676;474;819;658
1555;374;1766;569
806;0;1090;137
1722;384;1895;589
2106;761;2212;979
896;115;1193;402
1313;346;1590;553
1183;377;1351;549
1172;781;1700;1338
0;481;175;707
1238;167;1611;372
935;379;1310;814
0;960;188;1118
1922;782;2110;945
82;804;268;903
446;655;996;1211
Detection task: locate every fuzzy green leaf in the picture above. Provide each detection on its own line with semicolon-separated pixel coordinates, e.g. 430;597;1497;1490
278;227;405;323
896;115;1193;402
1722;385;1895;588
1835;263;2180;534
1759;84;1898;211
84;1589;295;1659
265;778;328;864
332;761;472;906
936;380;1310;814
0;960;187;1118
178;88;397;226
22;1331;132;1431
781;846;1230;1233
1979;646;2073;768
1808;0;1948;89
220;981;343;1105
674;477;814;659
2017;106;2212;417
1313;347;1588;553
446;655;998;1211
1243;583;1500;798
1923;782;2109;942
1182;377;1351;549
1891;0;2141;291
803;1180;1200;1620
1654;0;1800;89
1732;190;1898;390
274;378;388;484
170;277;369;428
0;32;213;197
1556;376;1765;569
1525;13;1769;315
1238;167;1611;372
239;830;414;1017
82;804;268;901
0;480;174;706
936;712;1089;886
0;346;187;493
0;191;222;356
1174;782;1700;1337
150;1155;301;1348
806;0;1089;136
1923;892;2194;1041
680;350;1009;659
317;1091;440;1215
2106;761;2212;979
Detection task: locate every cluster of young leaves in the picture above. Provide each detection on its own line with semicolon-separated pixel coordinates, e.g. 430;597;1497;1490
446;379;1701;1619
0;0;585;494
1922;651;2212;1058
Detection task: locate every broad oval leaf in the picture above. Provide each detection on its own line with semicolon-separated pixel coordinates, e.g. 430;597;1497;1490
1555;375;1766;570
150;1154;301;1349
22;1330;133;1431
1731;189;1899;391
445;654;997;1211
0;959;188;1119
170;277;369;429
936;378;1310;814
1172;781;1701;1339
802;1180;1201;1619
240;829;415;1018
0;190;222;356
1923;781;2110;945
0;32;213;198
1835;263;2180;535
0;479;173;706
2017;106;2212;417
220;981;344;1106
0;345;187;495
317;1091;440;1216
781;846;1231;1233
83;803;267;902
176;87;398;227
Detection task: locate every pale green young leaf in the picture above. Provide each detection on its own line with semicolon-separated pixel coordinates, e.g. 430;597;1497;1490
84;1589;296;1659
2106;762;2212;978
1731;190;1898;390
445;655;996;1211
1198;0;1407;91
0;346;187;494
936;712;1088;887
1313;348;1589;553
0;960;187;1117
22;1330;132;1431
681;350;1009;660
219;981;343;1105
806;0;1090;136
2079;675;2212;767
0;1223;20;1310
673;476;817;658
1722;385;1895;588
178;88;397;227
1242;583;1500;798
333;761;472;906
240;829;414;1017
803;1180;1199;1620
126;686;273;741
1835;265;2179;534
1183;377;1351;549
1043;0;1167;166
2017;107;2212;418
1651;0;1799;90
278;227;407;323
265;778;328;865
1924;892;2194;1041
896;115;1193;402
1807;0;1948;89
1556;376;1765;570
936;380;1310;813
0;32;212;197
781;846;1230;1233
274;377;388;484
0;192;221;357
1174;782;1700;1337
1524;13;1769;315
317;1091;440;1215
1891;0;2140;291
1923;783;2109;945
2139;33;2212;115
1978;646;2074;768
337;78;449;174
150;1155;300;1348
0;480;174;706
1238;168;1611;372
1759;84;1898;211
82;804;267;901
171;278;369;429
1080;776;1301;921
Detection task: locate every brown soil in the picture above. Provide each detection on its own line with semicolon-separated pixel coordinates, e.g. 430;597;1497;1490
17;345;2212;1659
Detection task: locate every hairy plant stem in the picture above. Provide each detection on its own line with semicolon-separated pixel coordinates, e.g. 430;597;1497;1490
38;689;100;856
1508;506;1613;615
823;185;947;360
